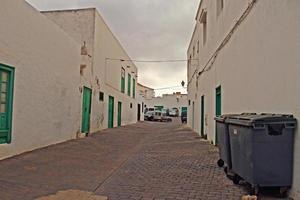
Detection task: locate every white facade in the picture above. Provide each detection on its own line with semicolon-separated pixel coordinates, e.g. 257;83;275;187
43;8;139;132
0;0;81;159
146;93;188;116
187;0;300;198
137;83;155;100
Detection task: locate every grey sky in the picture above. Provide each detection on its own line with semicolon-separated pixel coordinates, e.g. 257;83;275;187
27;0;199;96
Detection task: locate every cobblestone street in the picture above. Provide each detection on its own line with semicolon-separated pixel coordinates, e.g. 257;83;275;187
0;120;289;200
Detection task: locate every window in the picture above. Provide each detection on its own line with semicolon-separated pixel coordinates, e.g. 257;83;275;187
130;103;133;108
217;0;224;16
99;92;104;101
197;41;199;53
193;46;195;57
132;78;136;98
188;100;191;106
200;10;207;45
121;67;125;93
127;73;131;96
0;64;14;144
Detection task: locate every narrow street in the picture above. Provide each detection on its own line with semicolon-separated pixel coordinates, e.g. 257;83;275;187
0;120;287;200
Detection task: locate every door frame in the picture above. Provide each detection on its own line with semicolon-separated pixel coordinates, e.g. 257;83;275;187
215;85;222;144
117;101;122;127
108;96;115;128
0;64;14;144
137;104;141;121
81;87;92;133
201;95;205;137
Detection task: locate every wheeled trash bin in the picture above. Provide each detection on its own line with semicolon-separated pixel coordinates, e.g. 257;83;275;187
215;115;234;169
226;114;297;195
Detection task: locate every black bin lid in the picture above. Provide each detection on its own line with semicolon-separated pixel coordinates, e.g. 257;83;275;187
214;113;256;122
225;113;297;127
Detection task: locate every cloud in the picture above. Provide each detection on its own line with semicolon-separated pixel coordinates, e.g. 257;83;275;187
27;0;199;96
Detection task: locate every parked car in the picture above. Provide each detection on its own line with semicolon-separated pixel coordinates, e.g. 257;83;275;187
162;108;170;116
144;107;155;114
161;110;172;122
169;108;179;117
181;111;187;123
153;111;162;121
144;111;155;121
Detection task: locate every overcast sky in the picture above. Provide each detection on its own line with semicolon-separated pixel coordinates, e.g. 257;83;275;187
27;0;199;96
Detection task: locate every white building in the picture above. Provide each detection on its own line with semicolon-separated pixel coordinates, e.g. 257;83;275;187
137;83;155;100
0;0;81;159
146;92;188;116
43;8;139;133
187;0;300;198
0;2;140;160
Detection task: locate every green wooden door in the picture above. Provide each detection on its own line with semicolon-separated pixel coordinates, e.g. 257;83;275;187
0;65;14;144
201;95;205;137
108;96;114;128
215;86;222;144
81;87;92;133
117;101;122;127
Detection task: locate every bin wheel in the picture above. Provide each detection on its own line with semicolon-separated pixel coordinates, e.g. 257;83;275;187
279;187;288;198
224;166;228;174
217;159;224;167
250;185;259;196
232;174;241;185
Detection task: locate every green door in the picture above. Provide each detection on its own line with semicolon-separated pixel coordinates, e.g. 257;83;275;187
201;95;205;137
117;101;122;127
192;101;195;129
81;87;92;133
181;107;187;113
0;65;14;144
215;86;222;144
108;96;114;128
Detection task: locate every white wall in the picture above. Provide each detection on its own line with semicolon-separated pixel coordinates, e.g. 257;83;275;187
44;8;139;132
146;94;188;116
0;0;81;159
187;0;300;198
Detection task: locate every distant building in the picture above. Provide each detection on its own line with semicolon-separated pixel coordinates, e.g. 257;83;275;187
137;83;155;100
146;92;188;116
187;0;300;198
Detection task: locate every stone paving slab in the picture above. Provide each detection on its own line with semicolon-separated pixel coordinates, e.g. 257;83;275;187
0;119;291;200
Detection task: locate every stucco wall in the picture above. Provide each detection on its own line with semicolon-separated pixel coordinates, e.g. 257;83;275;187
0;0;81;159
187;0;300;198
43;8;139;132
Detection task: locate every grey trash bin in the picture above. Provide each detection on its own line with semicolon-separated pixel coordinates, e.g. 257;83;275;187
226;114;297;195
215;114;255;171
215;115;234;169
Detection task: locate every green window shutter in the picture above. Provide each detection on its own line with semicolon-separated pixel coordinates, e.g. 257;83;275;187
121;67;125;93
127;73;131;96
0;64;14;144
132;78;136;98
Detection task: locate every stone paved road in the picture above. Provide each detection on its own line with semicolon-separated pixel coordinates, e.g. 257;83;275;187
0;120;289;200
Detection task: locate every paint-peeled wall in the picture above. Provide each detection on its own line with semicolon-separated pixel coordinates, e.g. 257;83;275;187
0;0;81;160
187;0;300;198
